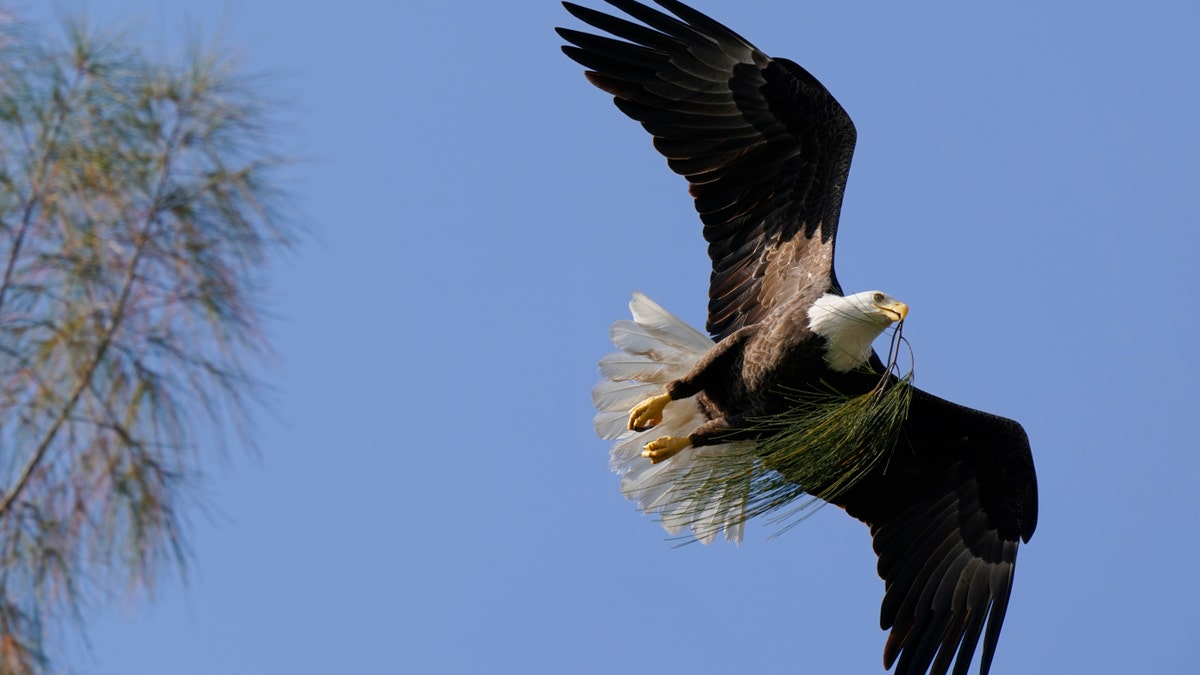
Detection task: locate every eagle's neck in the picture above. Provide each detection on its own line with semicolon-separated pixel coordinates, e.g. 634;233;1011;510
807;293;890;372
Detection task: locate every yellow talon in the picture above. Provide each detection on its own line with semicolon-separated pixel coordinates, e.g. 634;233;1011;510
628;392;672;432
642;436;691;464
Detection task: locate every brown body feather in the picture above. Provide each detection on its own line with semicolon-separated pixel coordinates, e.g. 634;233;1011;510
665;320;846;447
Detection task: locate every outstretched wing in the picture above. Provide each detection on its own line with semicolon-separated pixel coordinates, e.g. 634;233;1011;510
837;390;1039;675
557;0;857;339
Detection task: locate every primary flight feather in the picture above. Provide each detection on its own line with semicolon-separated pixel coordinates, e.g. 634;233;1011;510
559;2;1039;674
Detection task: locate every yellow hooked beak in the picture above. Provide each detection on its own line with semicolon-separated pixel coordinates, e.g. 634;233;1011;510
873;300;909;323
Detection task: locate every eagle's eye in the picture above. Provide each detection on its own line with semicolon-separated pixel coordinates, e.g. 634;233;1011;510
872;292;885;303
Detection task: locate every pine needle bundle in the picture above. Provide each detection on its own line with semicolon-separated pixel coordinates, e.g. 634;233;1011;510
747;373;913;529
667;372;913;541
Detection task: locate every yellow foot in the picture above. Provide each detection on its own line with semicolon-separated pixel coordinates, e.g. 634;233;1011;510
641;436;691;464
628;392;672;432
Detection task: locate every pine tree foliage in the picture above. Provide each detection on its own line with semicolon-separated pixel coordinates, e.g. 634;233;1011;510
0;14;296;672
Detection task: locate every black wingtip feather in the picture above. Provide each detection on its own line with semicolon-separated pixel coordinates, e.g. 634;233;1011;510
560;45;660;85
565;1;688;53
950;610;988;675
598;0;711;45
979;563;1016;673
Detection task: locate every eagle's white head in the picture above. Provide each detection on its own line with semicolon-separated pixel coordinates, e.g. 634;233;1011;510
807;291;908;372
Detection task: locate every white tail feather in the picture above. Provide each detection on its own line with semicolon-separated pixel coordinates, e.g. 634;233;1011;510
592;292;754;545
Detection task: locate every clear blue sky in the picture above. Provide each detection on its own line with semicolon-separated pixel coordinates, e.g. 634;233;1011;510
18;0;1199;673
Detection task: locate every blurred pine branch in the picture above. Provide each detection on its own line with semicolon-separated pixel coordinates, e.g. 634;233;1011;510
0;11;297;673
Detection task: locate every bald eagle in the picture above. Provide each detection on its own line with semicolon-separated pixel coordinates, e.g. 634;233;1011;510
559;1;1039;674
